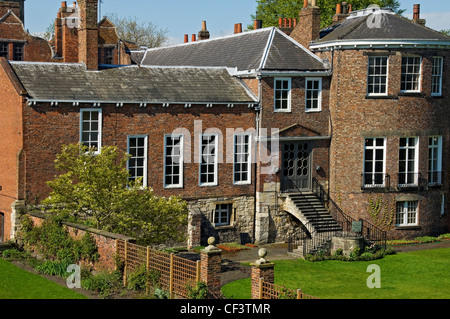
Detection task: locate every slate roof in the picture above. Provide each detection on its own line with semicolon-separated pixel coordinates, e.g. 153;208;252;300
317;9;450;44
9;62;257;104
140;27;326;72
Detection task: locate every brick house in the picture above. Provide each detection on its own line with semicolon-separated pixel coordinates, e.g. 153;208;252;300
0;1;53;62
0;0;449;245
305;3;450;239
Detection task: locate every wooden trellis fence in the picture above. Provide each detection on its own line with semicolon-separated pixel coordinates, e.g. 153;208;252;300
116;240;200;299
258;279;319;300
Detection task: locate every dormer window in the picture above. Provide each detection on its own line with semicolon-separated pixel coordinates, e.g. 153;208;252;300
401;56;422;92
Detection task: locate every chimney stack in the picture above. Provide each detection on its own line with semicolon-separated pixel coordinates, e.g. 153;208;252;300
198;20;210;40
412;4;426;26
333;2;350;22
290;0;321;49
78;0;99;70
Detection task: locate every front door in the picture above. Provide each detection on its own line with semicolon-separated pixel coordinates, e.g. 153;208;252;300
281;141;312;192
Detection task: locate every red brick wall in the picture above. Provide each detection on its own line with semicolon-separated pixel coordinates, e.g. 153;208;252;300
322;48;450;238
27;213;134;271
0;61;24;241
21;103;256;203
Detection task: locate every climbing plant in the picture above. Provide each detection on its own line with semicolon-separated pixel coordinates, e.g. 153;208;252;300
368;194;396;231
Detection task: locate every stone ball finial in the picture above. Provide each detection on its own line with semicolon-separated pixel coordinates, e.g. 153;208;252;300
207;237;215;246
258;248;268;258
256;248;268;265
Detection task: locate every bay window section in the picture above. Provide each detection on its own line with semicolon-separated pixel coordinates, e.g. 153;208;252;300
363;138;386;188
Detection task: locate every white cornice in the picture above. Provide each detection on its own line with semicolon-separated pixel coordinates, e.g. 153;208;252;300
310;39;450;52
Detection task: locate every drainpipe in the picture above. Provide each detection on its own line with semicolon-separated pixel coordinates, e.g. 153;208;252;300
252;75;262;244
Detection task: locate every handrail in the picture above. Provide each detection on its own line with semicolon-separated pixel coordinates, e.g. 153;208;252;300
311;178;387;249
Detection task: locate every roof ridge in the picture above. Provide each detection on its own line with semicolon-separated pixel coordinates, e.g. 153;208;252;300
144;27;275;53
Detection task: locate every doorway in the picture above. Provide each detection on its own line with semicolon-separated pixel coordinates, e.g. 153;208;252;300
281;141;312;192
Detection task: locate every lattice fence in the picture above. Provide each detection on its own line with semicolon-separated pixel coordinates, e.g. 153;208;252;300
259;279;319;300
116;239;200;299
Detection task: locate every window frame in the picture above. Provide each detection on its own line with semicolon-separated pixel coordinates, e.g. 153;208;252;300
233;133;252;185
127;135;148;187
431;56;443;97
164;134;184;189
13;43;24;61
363;137;387;188
400;56;422;93
428;136;443;185
80;108;102;154
367;56;389;96
0;42;9;59
305;77;323;112
199;133;218;187
398;137;419;187
396;201;418;227
214;203;233;227
273;77;292;112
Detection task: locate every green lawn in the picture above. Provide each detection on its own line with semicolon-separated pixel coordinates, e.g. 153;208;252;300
222;248;450;299
0;258;87;299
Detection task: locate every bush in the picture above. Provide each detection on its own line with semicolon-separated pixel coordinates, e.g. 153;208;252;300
186;281;208;299
81;270;123;298
19;216;99;265
35;260;72;278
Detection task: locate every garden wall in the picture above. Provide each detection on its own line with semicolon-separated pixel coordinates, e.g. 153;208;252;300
24;211;136;272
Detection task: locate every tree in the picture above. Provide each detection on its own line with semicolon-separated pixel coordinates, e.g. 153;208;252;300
43;144;188;246
106;13;168;48
251;0;405;29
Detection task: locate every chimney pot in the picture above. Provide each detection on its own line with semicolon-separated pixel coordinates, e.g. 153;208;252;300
254;19;262;30
278;18;282;28
62;1;67;7
184;34;189;43
303;0;308;8
192;34;196;42
236;23;242;34
336;3;342;14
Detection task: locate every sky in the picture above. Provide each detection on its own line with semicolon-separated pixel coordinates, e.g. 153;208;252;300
24;0;450;45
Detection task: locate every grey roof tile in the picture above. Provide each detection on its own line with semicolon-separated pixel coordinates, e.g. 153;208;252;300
10;62;257;104
318;12;450;44
141;28;326;72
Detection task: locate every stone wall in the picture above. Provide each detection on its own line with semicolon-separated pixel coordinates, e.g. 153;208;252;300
188;195;255;245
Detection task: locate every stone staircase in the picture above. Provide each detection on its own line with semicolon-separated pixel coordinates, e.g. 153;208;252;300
286;192;342;258
288;192;341;233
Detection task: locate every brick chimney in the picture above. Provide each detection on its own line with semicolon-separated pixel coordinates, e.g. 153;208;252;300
333;2;350;22
198;21;210;40
78;0;98;70
290;0;321;49
412;4;426;27
55;1;79;62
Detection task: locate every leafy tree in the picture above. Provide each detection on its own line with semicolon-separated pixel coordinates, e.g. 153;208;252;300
251;0;405;29
106;13;169;48
43;144;188;246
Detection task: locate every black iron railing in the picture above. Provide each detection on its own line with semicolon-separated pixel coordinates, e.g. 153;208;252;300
361;173;390;189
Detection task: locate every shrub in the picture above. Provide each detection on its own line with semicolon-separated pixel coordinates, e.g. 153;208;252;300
81;270;123;298
35;260;72;278
186;281;209;299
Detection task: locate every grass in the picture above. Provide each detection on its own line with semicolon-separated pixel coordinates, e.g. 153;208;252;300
222;247;450;299
0;258;87;299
